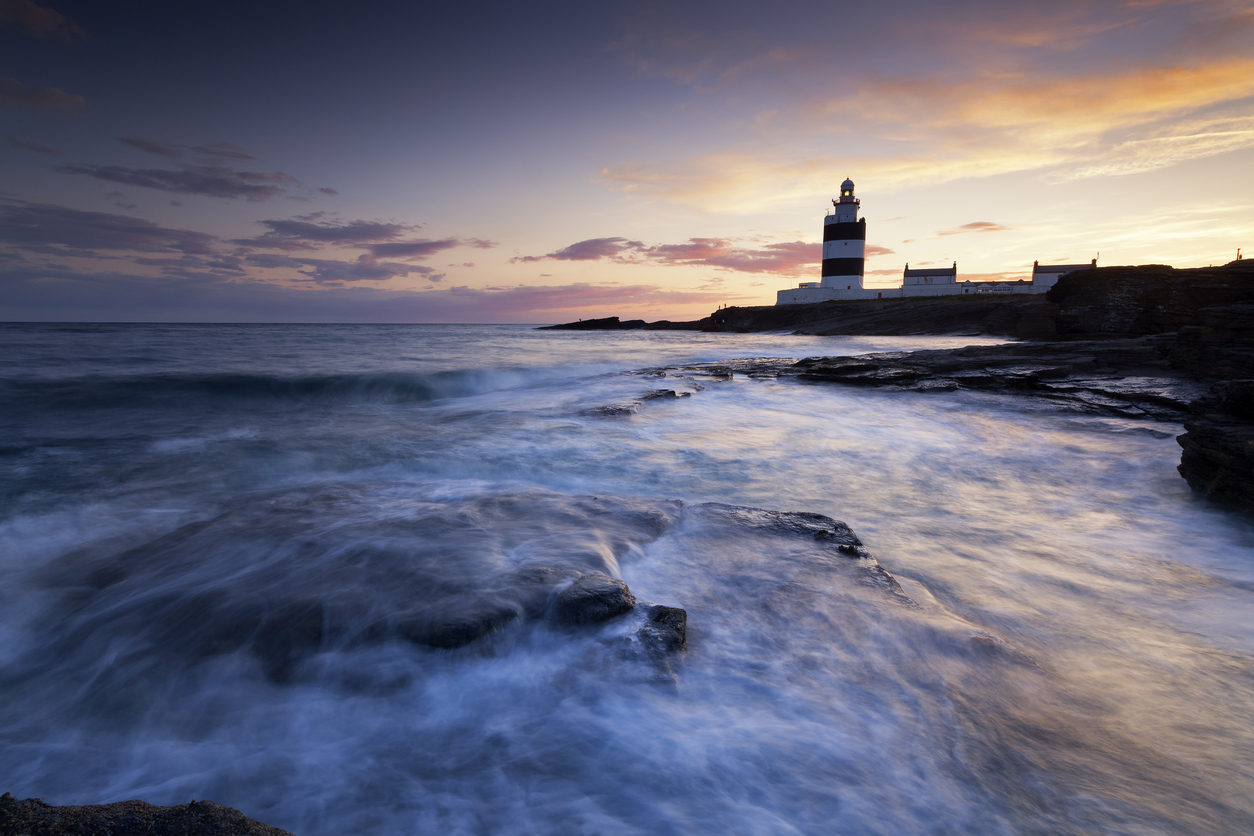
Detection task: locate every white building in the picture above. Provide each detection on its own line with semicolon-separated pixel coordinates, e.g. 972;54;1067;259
776;183;1097;305
1029;260;1098;291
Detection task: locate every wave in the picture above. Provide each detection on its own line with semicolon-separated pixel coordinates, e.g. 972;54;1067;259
0;368;560;409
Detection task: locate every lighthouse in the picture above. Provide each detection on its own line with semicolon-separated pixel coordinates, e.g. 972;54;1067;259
820;178;866;290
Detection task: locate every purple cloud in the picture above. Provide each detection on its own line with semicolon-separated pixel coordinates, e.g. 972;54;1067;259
5;134;59;155
190;142;255;161
513;235;879;275
0;0;85;40
244;251;442;283
367;239;461;259
0;200;217;255
118;137;258;161
234;218;416;250
0;76;85;111
54;162;298;200
512;237;642;263
293;256;442;283
118;137;180;158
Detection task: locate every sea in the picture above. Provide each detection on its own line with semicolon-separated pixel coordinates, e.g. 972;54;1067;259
1;322;1252;836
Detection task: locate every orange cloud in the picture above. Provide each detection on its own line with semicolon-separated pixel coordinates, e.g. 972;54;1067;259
598;56;1254;212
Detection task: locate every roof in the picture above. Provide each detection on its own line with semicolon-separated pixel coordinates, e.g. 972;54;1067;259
904;267;957;277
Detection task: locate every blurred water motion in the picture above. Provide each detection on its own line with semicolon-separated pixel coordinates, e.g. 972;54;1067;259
1;323;1252;835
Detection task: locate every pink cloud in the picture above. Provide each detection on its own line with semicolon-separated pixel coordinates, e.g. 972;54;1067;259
514;236;895;276
513;237;642;263
936;221;1010;236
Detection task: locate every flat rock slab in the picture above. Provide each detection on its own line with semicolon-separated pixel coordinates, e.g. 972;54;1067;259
0;793;292;836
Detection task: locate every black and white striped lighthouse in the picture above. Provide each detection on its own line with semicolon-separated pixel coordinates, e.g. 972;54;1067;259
819;178;866;290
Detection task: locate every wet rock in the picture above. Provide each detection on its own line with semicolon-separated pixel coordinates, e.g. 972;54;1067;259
785;340;1199;419
579;404;637;417
512;565;583;618
640;604;687;652
1177;379;1254;513
550;574;636;624
398;601;523;649
0;793;292;836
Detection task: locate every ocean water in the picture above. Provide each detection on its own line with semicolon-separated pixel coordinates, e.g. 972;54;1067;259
1;323;1252;836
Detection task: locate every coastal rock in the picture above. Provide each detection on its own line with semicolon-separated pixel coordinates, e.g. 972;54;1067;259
28;489;685;683
1177;379;1254;513
0;793;292;836
639;604;687;653
397;601;524;650
785;339;1201;419
550;574;636;624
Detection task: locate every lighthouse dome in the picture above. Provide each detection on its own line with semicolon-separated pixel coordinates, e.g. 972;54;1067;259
841;178;855;192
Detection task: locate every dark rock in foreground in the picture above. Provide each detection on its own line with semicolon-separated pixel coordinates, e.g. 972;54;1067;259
1177;380;1254;510
641;604;687;653
551;574;636;624
0;793;292;836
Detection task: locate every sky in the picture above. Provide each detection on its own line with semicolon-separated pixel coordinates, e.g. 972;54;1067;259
1;0;1251;323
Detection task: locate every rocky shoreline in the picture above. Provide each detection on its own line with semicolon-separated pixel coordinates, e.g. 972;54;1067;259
558;260;1254;514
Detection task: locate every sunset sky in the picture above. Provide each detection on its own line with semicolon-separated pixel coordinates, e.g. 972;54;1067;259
2;0;1251;322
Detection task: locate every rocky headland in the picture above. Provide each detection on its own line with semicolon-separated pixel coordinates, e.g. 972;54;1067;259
557;260;1254;513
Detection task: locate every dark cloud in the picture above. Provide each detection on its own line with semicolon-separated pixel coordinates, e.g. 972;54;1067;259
117;138;257;161
53;162;298;200
233;218;416;250
190;142;255;161
318;187;338;195
244;253;301;270
118;137;180;158
937;221;1011;236
294;256;442;283
244;252;441;283
0;76;85;111
0;0;85;40
0;200;218;255
367;238;460;259
5;134;59;155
